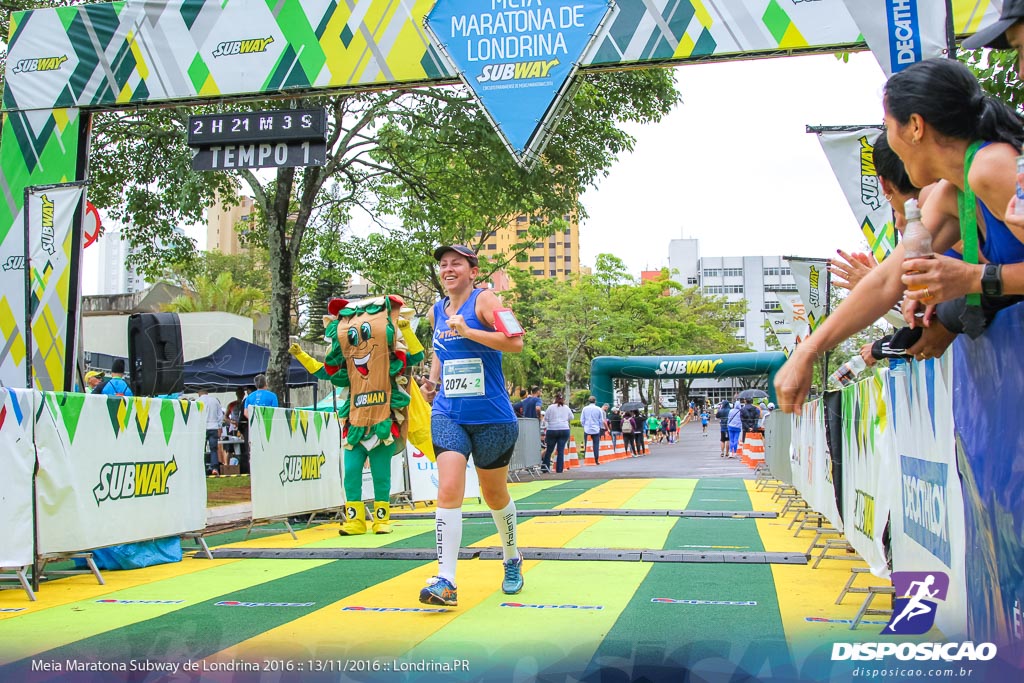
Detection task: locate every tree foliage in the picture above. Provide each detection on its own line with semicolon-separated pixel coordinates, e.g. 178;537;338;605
161;272;268;319
502;259;749;403
961;48;1024;111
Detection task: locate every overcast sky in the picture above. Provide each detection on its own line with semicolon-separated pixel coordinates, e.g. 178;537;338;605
578;51;888;274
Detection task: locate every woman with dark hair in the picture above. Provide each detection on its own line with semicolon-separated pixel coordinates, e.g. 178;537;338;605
541;393;573;473
776;58;1024;413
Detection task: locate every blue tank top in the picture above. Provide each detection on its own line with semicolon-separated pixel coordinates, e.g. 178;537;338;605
432;289;516;425
975;142;1024;264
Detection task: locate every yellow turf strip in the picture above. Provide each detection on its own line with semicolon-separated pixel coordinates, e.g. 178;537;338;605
621;478;697;510
554;479;650;509
0;559;332;664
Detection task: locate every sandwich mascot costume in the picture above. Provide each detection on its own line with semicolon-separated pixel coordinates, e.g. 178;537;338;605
290;295;433;534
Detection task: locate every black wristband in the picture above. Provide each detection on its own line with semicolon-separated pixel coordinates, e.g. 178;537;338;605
981;263;1003;297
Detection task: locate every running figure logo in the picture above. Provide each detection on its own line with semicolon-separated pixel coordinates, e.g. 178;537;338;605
882;571;950;635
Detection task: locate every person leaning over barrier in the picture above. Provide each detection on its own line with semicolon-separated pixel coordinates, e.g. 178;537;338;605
417;245;525;607
775;58;1024;412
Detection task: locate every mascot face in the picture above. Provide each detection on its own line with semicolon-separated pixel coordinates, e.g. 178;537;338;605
337;298;396;426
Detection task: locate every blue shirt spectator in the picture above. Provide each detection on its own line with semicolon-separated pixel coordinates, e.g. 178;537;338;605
243;374;278;418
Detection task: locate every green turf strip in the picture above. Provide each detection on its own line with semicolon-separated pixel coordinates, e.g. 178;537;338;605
578;479;791;678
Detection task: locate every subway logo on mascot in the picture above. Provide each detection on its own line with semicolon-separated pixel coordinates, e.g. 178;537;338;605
93;459;178;504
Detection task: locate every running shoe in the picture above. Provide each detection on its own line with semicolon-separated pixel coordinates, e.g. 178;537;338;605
419;576;458;606
502;553;524;595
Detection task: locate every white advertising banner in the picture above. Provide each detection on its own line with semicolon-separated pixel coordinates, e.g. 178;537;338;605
407;446;480;503
789;259;830;333
889;355;968;638
841;372;898;578
790;398;843;531
359;453;407;502
778;292;810;347
816;127;897;265
248;407;343;520
34;393;207;554
842;0;949;77
765;307;797;357
25;184;85;392
0;388;36;567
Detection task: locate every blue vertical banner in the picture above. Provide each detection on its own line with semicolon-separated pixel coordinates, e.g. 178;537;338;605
885;0;922;73
426;0;613;167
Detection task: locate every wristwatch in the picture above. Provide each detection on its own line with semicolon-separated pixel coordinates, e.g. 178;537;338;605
981;263;1003;297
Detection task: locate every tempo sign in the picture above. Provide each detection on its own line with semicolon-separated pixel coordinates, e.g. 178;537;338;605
188;108;327;170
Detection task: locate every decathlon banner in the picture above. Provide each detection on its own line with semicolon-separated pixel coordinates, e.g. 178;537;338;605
841;372;898;578
425;0;612;166
889;355;968;638
790;398;843;530
407;445;480;503
248;407;343;521
0;388;36;567
842;0;949;76
816;127;898;265
34;393;207;555
788;259;830;333
953;302;1024;655
24;184;85;392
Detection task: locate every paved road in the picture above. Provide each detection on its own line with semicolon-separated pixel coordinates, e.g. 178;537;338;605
539;419;754;480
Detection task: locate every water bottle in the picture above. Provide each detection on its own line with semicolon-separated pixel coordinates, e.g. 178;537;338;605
902;198;934;273
830;355;867;387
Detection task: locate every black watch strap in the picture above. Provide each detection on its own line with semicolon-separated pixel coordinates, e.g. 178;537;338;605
981;263;1003;297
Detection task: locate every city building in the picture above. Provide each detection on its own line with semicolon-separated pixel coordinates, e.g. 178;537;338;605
207;194;255;255
486;213;580;289
96;230;147;295
665;238;798;405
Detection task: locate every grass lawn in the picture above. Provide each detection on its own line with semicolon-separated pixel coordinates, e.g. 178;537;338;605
206;475;251;506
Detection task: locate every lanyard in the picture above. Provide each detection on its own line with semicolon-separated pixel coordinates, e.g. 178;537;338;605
956;141;983;307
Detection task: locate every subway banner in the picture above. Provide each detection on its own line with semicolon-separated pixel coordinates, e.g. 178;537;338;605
33;393;207;555
777;292;810;347
841;0;948;76
840;372;898;578
0;388;36;568
248;407;343;521
889;354;968;639
407;445;480;503
25;184;85;392
816;127;897;265
953;303;1024;659
790;397;843;530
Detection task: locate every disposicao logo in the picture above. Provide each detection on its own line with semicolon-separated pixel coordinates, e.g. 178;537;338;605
96;599;185;605
11;55;67;74
212;36;274;58
500;602;602;610
652;598;757;606
93;458;178;505
831;571;998;662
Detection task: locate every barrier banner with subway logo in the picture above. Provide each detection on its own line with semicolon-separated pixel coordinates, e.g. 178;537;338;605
33;392;206;555
789;397;843;530
840;371;898;578
889;354;968;638
816;127;897;265
248;406;342;520
841;0;948;77
0;388;36;567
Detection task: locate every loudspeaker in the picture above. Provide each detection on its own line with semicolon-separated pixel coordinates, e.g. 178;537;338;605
127;312;184;396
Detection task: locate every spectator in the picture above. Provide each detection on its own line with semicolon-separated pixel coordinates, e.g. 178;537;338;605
512;389;527;417
740;398;761;441
96;359;132;396
716;401;731;457
580;396;604;465
727;402;743;458
541;394;573;473
521;386;543;419
667;411;679;443
84;370;104;393
608;408;623;451
243;374;279;419
197;389;225;476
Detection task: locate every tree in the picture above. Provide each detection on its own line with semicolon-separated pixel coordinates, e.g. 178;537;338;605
161;272;268;319
961;48;1023;110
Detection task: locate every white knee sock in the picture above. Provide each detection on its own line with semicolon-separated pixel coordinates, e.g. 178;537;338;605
490;500;518;561
435;507;462;584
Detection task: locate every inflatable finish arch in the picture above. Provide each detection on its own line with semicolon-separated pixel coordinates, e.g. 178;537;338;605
590;352;787;407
